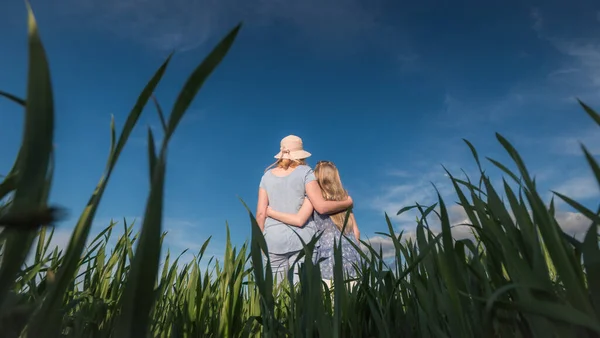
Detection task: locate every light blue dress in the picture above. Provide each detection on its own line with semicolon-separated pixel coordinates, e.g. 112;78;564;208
312;211;361;280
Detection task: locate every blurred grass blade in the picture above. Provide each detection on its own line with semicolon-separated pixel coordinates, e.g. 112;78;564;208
582;223;600;321
115;22;241;337
151;94;168;133
147;127;157;182
578;99;600;126
25;50;173;338
463;139;483;173
581;144;600;192
0;1;55;307
552;192;600;225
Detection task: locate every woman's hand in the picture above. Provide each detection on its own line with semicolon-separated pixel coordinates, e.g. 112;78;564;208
266;206;273;217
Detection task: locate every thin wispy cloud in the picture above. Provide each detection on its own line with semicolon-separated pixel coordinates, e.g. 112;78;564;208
48;0;413;59
552;128;600;156
440;7;600;127
161;217;226;266
385;169;413;178
553;175;600;201
368;163;471;225
530;7;600;102
56;0;233;52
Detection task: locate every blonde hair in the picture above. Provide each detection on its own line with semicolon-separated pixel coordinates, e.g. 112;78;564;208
314;161;354;233
265;158;306;172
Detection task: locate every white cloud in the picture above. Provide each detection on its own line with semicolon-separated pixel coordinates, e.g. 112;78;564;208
553;175;599;200
556;211;595;239
365;203;596;260
370;181;444;224
363;236;397;259
365;154;598;259
363;203;474;259
370;162;478;226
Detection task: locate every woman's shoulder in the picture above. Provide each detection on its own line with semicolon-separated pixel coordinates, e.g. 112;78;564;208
296;164;314;173
262;165;312;179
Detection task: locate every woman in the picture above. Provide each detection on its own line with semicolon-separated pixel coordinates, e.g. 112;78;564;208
256;136;353;282
266;160;361;282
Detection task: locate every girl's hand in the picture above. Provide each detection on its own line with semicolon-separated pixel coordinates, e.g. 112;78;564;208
266;206;273;217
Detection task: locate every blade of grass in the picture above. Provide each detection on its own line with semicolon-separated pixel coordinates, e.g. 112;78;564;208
113;148;167;337
25;50;173;338
0;1;55;309
582;223;600;321
0;91;26;107
164;23;241;144
578;99;600;126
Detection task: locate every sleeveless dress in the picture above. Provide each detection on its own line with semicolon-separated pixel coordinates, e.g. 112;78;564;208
312;211;361;280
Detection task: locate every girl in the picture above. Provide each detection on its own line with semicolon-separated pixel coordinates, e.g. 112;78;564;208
256;136;353;282
266;160;361;281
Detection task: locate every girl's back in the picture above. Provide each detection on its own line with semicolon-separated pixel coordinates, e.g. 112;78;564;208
313;211;360;280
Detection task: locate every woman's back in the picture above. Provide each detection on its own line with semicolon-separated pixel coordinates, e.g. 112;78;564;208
259;164;317;253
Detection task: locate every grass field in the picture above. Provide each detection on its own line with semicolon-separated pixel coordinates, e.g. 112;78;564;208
1;6;599;338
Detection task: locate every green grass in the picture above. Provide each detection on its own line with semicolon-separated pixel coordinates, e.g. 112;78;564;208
1;4;599;337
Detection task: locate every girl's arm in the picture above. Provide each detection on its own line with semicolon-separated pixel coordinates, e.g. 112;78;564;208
267;198;314;227
256;188;269;231
350;212;360;241
305;180;353;215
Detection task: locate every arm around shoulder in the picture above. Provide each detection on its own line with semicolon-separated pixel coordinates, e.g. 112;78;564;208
267;198;314;227
305;180;353;215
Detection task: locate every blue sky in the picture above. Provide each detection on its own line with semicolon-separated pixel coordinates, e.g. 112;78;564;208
1;0;599;261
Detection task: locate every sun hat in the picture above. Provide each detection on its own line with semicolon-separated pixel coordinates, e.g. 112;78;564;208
273;135;312;160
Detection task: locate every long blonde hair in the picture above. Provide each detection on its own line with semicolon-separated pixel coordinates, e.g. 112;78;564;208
314;161;354;233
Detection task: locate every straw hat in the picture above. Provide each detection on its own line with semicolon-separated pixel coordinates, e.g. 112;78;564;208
273;135;311;160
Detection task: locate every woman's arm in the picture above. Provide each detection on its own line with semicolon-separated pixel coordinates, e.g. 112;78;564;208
305;180;353;215
350;213;360;241
267;198;314;227
256;188;269;231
